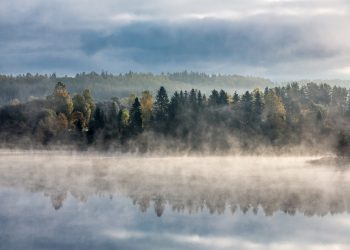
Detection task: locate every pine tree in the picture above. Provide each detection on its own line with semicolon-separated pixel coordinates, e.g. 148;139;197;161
168;92;181;132
253;89;264;123
197;91;203;107
93;106;105;130
188;89;197;110
189;89;196;103
240;91;253;127
219;90;228;105
233;91;240;105
130;97;143;135
209;90;220;106
153;86;169;132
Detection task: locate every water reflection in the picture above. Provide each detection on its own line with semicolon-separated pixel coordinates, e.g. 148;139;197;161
0;152;349;217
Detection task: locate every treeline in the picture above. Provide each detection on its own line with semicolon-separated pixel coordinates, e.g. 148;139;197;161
0;71;272;105
0;81;350;154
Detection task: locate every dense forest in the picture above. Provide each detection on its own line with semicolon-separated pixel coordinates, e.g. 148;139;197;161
0;72;272;105
0;80;350;155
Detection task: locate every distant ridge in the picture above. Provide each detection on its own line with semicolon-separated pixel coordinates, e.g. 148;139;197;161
296;79;350;88
0;71;273;105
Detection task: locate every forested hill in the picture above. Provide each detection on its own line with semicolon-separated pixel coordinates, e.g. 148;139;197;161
0;71;273;105
1;80;350;155
298;79;350;88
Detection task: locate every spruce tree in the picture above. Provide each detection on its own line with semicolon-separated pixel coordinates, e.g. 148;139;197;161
197;91;203;107
153;86;169;132
233;91;240;105
241;91;253;124
209;90;220;106
219;90;228;105
253;89;264;123
130;97;143;135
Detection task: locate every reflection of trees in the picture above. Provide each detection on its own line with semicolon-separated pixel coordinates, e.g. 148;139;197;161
154;196;166;217
134;195;150;213
48;192;67;210
1;155;350;217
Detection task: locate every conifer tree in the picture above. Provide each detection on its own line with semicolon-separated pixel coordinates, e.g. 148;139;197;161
209;90;220;106
153;86;169;132
130;97;143;134
219;90;228;105
253;89;264;123
240;91;253;127
233;91;240;105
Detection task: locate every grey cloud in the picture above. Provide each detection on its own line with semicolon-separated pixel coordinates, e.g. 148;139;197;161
0;0;349;80
80;20;340;66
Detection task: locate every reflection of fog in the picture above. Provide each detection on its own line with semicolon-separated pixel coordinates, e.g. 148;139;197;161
0;151;349;217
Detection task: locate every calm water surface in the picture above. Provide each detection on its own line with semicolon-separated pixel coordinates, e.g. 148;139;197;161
0;151;350;250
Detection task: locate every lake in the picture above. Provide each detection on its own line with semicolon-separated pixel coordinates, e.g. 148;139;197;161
0;151;350;250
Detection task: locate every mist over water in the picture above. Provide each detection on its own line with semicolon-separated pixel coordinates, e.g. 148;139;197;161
2;0;350;248
0;150;350;249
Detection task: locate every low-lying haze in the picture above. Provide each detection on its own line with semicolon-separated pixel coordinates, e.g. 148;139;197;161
1;151;350;249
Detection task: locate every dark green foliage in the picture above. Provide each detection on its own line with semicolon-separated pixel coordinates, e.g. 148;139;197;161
306;83;331;105
189;89;197;104
197;91;203;107
252;90;264;129
130;98;143;135
1;80;349;154
208;90;219;106
335;131;350;157
153;86;169;132
232;92;240;106
240;91;253;128
93;106;105;130
0;72;273;106
219;90;229;105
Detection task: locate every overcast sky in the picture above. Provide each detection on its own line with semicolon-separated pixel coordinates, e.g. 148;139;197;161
0;0;350;80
